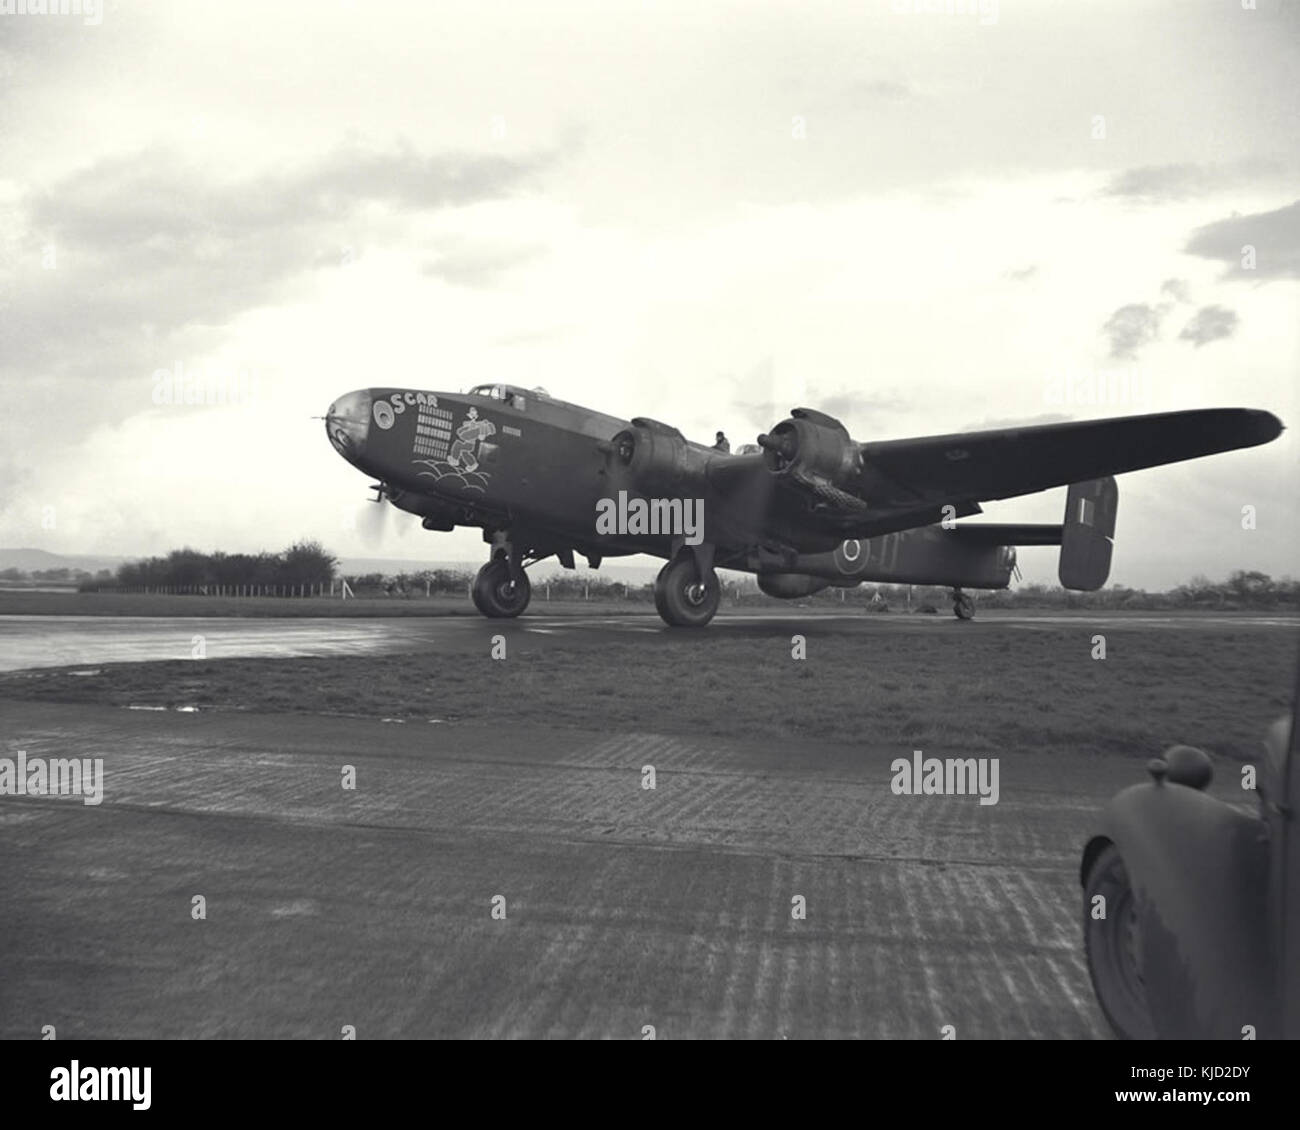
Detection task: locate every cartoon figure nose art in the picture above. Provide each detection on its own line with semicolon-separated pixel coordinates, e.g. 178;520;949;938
448;407;497;473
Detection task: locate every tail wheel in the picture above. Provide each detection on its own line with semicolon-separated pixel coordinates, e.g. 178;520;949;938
1083;844;1155;1039
472;559;531;618
953;593;975;620
653;556;720;627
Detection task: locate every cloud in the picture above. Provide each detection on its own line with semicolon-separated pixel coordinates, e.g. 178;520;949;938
0;458;33;516
819;391;909;422
6;142;562;372
734;391;908;432
1101;303;1164;360
0;140;567;522
1178;305;1239;348
2;143;561;361
1101;160;1283;204
1003;264;1038;282
30;143;556;250
1184;199;1300;280
1159;278;1191;304
420;238;546;288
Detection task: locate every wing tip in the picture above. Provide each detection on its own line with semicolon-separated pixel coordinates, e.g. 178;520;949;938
1240;408;1284;446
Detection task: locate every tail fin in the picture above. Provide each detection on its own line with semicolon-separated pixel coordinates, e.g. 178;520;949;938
1060;477;1118;590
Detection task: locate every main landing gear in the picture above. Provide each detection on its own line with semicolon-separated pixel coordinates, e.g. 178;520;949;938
951;587;975;620
472;558;530;618
472;534;531;618
654;551;720;627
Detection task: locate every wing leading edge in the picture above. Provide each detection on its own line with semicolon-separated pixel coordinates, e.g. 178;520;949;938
855;408;1282;509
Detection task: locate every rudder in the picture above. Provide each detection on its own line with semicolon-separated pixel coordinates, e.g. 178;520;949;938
1060;477;1118;590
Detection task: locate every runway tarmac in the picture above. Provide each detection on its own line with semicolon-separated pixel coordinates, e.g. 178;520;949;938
0;698;1177;1039
1;609;1291;1038
2;609;1296;672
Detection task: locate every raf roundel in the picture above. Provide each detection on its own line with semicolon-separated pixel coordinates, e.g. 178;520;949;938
835;538;866;574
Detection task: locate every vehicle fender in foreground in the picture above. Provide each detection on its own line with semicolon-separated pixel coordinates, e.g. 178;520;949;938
1083;780;1275;1039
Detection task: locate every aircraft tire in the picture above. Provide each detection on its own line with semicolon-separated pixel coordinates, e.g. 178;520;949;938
953;594;975;620
653;556;720;627
472;559;531;618
1083;844;1156;1040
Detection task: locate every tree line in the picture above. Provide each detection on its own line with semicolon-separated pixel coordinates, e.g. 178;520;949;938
48;546;1300;609
3;567;113;584
85;541;338;593
338;568;1300;610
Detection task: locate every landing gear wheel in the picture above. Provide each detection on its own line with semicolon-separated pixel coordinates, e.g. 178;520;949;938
1083;844;1155;1040
653;556;720;627
952;593;975;620
472;558;531;618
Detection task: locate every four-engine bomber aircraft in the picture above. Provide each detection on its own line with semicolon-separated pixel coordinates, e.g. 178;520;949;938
325;384;1282;626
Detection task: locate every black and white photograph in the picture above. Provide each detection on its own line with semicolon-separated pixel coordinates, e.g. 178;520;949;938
1;0;1297;1103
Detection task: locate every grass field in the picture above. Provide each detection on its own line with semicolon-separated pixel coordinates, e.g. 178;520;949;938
3;620;1294;760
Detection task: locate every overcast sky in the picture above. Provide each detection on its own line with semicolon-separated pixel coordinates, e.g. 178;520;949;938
1;0;1296;588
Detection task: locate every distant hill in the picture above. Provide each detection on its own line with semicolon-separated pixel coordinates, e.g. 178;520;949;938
0;548;127;573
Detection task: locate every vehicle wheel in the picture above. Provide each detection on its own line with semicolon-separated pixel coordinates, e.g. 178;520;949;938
653;556;720;627
472;559;531;618
1084;844;1155;1040
953;593;975;620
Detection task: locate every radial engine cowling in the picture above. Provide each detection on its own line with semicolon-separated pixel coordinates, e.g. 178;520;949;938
607;418;694;495
758;409;861;487
757;572;831;599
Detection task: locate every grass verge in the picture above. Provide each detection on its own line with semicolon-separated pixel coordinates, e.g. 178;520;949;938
2;623;1294;759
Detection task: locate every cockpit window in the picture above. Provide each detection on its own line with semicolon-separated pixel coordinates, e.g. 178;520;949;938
468;383;527;410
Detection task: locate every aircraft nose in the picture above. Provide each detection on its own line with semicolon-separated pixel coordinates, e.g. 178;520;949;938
326;390;371;462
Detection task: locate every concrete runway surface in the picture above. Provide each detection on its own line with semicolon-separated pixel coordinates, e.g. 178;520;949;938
2;609;1296;671
1;609;1290;1038
0;696;1212;1040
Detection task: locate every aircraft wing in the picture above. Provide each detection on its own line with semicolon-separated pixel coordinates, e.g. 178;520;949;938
854;408;1282;510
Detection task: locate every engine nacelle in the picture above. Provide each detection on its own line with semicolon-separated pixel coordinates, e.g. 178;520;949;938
607;418;694;496
757;572;832;599
757;408;861;487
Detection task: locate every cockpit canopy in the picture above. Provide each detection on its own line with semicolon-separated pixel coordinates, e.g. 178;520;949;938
467;383;551;409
